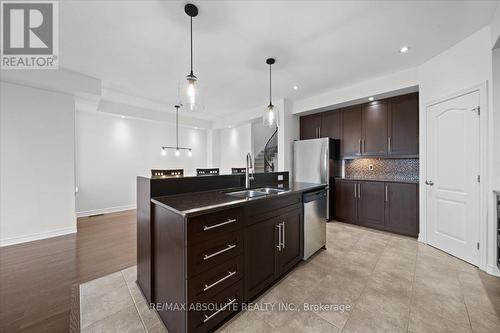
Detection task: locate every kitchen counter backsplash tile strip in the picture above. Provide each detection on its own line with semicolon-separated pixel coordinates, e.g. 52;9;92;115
344;158;419;182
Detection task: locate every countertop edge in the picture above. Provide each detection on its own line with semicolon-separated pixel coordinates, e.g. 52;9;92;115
151;183;326;218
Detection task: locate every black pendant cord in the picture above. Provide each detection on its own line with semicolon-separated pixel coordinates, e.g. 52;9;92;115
176;106;179;149
190;17;194;75
269;64;272;106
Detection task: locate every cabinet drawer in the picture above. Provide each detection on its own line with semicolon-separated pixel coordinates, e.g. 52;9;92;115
246;195;302;225
187;208;243;245
188;231;243;278
187;280;243;333
187;255;243;304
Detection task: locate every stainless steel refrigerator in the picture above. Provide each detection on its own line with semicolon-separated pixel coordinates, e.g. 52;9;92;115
293;138;340;221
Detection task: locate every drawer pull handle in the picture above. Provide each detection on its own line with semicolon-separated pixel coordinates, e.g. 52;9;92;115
203;298;237;323
203;218;237;231
203;244;236;261
203;270;236;291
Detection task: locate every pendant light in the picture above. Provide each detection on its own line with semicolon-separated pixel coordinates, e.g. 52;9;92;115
161;104;192;157
263;58;279;127
185;4;198;110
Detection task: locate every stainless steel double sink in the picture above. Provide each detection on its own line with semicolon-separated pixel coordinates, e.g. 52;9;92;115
225;187;286;199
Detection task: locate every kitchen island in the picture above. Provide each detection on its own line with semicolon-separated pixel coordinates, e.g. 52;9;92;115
136;172;324;333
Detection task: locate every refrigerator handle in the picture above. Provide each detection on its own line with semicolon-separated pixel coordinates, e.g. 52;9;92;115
320;143;328;184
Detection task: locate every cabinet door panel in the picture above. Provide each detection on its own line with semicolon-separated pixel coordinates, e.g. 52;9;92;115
300;114;321;140
341;106;362;157
321;110;341;139
244;217;277;300
335;180;357;222
362;102;388;155
277;209;303;275
388;93;419;156
357;181;385;226
384;183;418;236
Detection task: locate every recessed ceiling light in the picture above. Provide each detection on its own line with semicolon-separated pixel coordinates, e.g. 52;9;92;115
121;115;125;119
368;97;374;101
399;46;409;53
293;85;299;90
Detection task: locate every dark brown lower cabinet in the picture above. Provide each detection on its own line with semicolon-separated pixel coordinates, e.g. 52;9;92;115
335;179;418;237
357;181;385;226
244;206;303;300
335;180;357;222
384;182;419;236
277;208;302;275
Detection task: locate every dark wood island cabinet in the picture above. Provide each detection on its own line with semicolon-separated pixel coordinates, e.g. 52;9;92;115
137;174;321;333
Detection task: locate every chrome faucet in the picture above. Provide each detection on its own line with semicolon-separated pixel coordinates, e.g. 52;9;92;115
245;152;254;189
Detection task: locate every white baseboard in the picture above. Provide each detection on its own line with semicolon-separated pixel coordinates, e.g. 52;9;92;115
76;205;136;218
0;226;77;247
485;264;500;277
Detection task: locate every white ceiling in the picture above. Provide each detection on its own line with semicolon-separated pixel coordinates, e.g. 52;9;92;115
60;0;497;119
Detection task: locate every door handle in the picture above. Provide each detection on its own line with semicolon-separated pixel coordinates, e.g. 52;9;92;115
354;183;357;198
385;185;388;202
358;139;361;154
276;223;282;251
425;180;434;186
203;218;237;231
388;137;391;153
318;127;321;138
358;183;361;198
203;298;236;323
281;221;285;249
203;270;237;291
203;244;237;261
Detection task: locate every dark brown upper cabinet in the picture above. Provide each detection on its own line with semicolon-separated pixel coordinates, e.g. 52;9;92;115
300;114;322;139
341;106;362;157
388;93;419;156
299;92;419;158
362;101;388;156
320;110;341;140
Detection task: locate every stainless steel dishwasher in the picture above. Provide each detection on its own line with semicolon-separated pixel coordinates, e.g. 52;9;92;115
303;188;327;260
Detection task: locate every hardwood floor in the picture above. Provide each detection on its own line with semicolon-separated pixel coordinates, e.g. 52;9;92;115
0;210;137;333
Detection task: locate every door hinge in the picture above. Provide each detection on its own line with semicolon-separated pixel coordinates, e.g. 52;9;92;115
477;175;480;183
477;242;480;250
472;106;480;115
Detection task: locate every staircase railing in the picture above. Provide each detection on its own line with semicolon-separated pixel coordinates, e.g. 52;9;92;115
263;128;278;172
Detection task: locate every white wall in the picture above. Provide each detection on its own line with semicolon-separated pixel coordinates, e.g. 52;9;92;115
0;82;76;246
214;123;252;175
75;111;207;216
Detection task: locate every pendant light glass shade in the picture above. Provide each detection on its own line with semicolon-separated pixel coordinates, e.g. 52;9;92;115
263;58;278;127
263;103;279;127
186;74;197;110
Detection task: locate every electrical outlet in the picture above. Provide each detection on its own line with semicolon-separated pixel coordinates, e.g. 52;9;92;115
277;175;283;181
368;164;374;171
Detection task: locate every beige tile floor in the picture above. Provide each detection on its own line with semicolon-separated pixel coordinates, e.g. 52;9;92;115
80;222;500;333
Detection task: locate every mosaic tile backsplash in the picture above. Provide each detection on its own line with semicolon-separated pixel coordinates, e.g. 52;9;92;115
344;158;419;182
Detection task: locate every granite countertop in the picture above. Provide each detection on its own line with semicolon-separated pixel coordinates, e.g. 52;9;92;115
151;182;326;217
335;177;418;184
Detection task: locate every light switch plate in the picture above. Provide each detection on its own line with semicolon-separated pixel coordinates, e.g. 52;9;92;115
277;175;283;181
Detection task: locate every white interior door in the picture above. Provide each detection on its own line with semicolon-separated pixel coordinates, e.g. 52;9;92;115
426;90;480;265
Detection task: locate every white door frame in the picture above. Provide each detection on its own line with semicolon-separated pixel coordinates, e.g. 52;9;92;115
419;82;489;272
